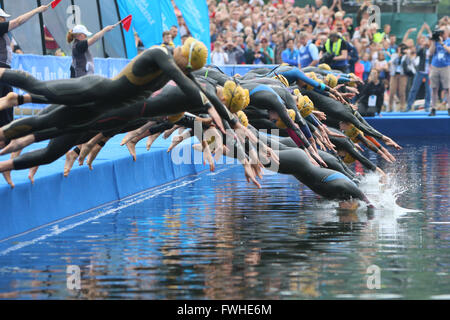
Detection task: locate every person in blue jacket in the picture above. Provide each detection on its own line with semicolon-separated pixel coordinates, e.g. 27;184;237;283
281;38;299;66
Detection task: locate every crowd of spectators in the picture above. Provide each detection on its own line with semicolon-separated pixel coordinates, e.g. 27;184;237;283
207;0;450;114
7;0;450;114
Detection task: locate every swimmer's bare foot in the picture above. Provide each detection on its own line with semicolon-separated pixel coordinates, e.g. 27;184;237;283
0;135;35;155
2;171;14;188
163;125;179;139
125;139;137;161
87;144;103;170
146;133;160;151
121;131;135;146
167;135;184;153
28;166;39;184
64;149;78;177
0;92;18;111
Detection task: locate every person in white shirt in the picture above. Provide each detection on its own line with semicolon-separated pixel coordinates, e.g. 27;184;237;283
211;41;229;65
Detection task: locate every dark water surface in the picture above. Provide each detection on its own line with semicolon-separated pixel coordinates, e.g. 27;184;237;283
0;137;448;299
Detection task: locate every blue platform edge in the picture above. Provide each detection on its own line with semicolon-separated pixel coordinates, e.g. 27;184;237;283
364;111;450;137
0;134;220;241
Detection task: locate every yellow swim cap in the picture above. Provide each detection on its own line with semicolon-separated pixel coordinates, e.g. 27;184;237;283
272;74;289;87
305;72;318;81
223;81;250;113
181;37;208;70
236;110;248;127
298;95;315;117
168;112;185;123
325;74;338;88
276;109;296;129
343;152;355;164
347;73;358;87
318;63;331;71
344;124;363;143
305;72;319;90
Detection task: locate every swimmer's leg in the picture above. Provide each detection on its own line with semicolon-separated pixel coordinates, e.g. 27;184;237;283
5;133;83;172
0;104;94;142
0;69;110;105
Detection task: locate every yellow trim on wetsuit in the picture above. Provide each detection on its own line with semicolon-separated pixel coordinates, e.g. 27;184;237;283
113;46;166;85
168;112;185;123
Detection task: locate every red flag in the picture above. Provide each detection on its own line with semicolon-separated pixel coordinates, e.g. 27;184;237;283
51;0;62;9
121;15;132;32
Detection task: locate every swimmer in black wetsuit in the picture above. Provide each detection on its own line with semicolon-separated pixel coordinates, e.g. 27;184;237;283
0;38;229;144
0;78;266;188
238;82;328;167
300;88;401;150
325;126;386;177
183;112;373;206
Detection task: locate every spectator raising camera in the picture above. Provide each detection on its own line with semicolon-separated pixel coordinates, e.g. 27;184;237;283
428;26;450;116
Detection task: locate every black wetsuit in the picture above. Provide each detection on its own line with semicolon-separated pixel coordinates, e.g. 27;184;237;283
9;78;241;170
240;82;311;149
249;127;367;201
277;136;358;181
1;46;238;140
300;89;384;140
327;127;377;171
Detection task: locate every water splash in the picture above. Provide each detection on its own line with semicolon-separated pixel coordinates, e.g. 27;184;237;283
358;171;421;216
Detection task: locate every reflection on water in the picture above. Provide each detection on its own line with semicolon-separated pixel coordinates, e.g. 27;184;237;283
0;137;448;299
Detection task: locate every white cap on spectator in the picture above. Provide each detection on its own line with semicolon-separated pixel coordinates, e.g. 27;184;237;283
0;9;11;18
72;25;92;36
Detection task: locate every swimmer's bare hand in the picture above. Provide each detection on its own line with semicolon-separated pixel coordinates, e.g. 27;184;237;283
383;136;402;150
207;106;226;135
312;110;326;121
346;86;359;95
325;127;346;138
203;149;215;172
354;143;364;153
342;92;356;100
243;160;261;189
330;88;346;103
